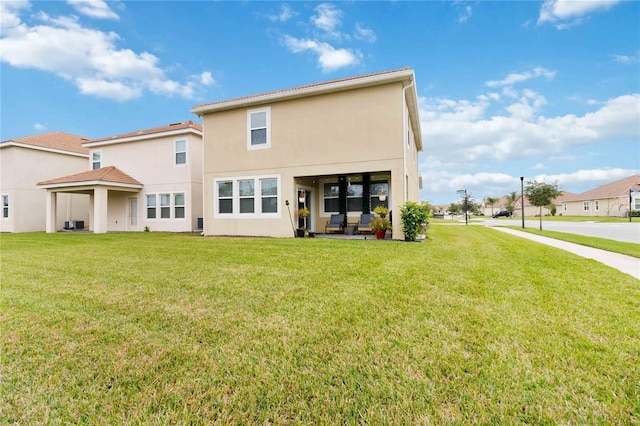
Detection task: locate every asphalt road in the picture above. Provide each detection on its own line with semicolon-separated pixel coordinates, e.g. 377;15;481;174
484;219;640;244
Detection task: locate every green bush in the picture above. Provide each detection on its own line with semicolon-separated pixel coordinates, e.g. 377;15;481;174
400;201;430;241
630;211;640;218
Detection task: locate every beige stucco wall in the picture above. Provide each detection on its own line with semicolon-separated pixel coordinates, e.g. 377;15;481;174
0;146;89;232
562;197;629;217
88;132;203;232
201;82;420;238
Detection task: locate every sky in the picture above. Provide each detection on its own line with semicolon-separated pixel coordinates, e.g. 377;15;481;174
1;0;639;205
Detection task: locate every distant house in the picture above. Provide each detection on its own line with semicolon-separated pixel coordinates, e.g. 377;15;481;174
0;132;91;232
38;121;203;233
191;68;422;239
560;174;640;217
483;191;576;217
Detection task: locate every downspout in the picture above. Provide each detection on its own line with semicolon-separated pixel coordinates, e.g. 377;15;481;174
402;80;414;204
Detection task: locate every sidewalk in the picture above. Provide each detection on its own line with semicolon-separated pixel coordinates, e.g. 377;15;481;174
492;227;640;280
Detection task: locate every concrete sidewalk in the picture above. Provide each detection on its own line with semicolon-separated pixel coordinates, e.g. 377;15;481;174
492;227;640;280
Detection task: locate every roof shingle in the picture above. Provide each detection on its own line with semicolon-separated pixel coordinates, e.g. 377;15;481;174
89;121;202;144
1;131;91;154
38;166;142;187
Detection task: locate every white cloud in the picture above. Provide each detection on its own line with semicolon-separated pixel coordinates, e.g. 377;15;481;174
67;0;119;20
199;71;215;86
531;163;546;170
354;23;376;43
420;92;640;165
458;5;472;23
268;4;295;22
0;1;30;36
486;67;556;88
34;123;47;131
311;3;344;39
533;168;639;186
0;7;212;101
282;35;361;72
613;53;640;63
538;0;622;29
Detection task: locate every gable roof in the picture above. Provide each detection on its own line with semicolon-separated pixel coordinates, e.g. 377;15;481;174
191;67;422;150
567;174;640;201
1;131;91;155
84;121;202;147
38;166;143;188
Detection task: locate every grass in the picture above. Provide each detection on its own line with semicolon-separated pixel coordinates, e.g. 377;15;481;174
2;228;639;424
505;227;640;258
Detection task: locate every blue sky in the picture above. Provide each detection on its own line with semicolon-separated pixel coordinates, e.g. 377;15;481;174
1;0;638;204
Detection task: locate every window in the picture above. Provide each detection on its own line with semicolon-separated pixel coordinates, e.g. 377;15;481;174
563;202;567;212
248;107;270;149
174;193;185;219
239;179;255;214
261;178;278;213
146;195;157;219
175;140;186;165
160;194;171;218
583;201;590;211
214;175;280;217
370;181;389;211
323;183;340;213
218;181;233;214
347;183;363;212
634;197;640;210
2;195;8;218
92;151;101;170
594;200;599;211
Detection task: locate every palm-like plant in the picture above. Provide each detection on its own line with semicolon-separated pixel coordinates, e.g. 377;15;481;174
485;196;499;217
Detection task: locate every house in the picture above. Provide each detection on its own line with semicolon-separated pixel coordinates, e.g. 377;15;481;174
38;121;203;233
191;67;422;239
560;174;640;217
0;132;91;232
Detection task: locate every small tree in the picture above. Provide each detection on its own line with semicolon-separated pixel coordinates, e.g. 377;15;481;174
506;192;518;216
448;202;461;215
400;201;430;241
485;196;499;217
524;180;562;230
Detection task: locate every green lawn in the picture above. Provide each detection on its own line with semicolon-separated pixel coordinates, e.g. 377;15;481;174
506;227;640;258
2;228;639;424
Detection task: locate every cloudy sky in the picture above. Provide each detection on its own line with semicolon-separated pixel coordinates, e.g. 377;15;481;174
1;0;638;204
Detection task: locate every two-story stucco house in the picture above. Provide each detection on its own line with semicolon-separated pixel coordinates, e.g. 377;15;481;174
38;121;203;233
191;68;422;239
0;132;91;232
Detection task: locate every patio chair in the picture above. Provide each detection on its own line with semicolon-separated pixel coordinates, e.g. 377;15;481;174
356;213;374;234
325;214;345;234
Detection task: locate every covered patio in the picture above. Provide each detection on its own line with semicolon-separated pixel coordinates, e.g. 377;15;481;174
38;166;143;234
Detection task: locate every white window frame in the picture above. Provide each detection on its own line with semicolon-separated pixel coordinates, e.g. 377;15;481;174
320;180;389;217
146;194;157;219
175;139;187;166
174;193;185;219
594;200;599;211
247;107;271;150
321;180;340;216
1;194;8;219
213;174;281;218
634;197;640;211
160;193;171;219
583;201;590;211
92;150;102;170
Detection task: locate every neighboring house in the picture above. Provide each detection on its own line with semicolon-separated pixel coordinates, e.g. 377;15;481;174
483;191;576;217
561;174;640;217
191;67;422;239
38;121;203;233
0;132;91;232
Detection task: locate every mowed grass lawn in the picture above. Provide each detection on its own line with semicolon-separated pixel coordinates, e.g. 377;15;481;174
2;226;639;424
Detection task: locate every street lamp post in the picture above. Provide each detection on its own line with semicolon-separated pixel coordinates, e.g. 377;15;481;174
457;189;468;225
520;177;525;229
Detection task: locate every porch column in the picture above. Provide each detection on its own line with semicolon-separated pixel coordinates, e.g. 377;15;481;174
45;191;57;233
93;186;108;234
89;192;94;231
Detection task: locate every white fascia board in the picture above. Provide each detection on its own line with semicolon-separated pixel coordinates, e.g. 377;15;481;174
38;180;143;190
83;128;202;148
191;69;416;115
0;142;89;158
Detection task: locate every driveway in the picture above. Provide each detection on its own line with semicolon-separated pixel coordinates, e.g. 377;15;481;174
484;219;640;244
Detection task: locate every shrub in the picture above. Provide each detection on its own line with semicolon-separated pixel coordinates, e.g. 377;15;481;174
400;201;430;241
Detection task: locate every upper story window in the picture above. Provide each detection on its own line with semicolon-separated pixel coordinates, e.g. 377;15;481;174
247;107;271;150
92;151;102;170
175;140;186;165
2;195;8;218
